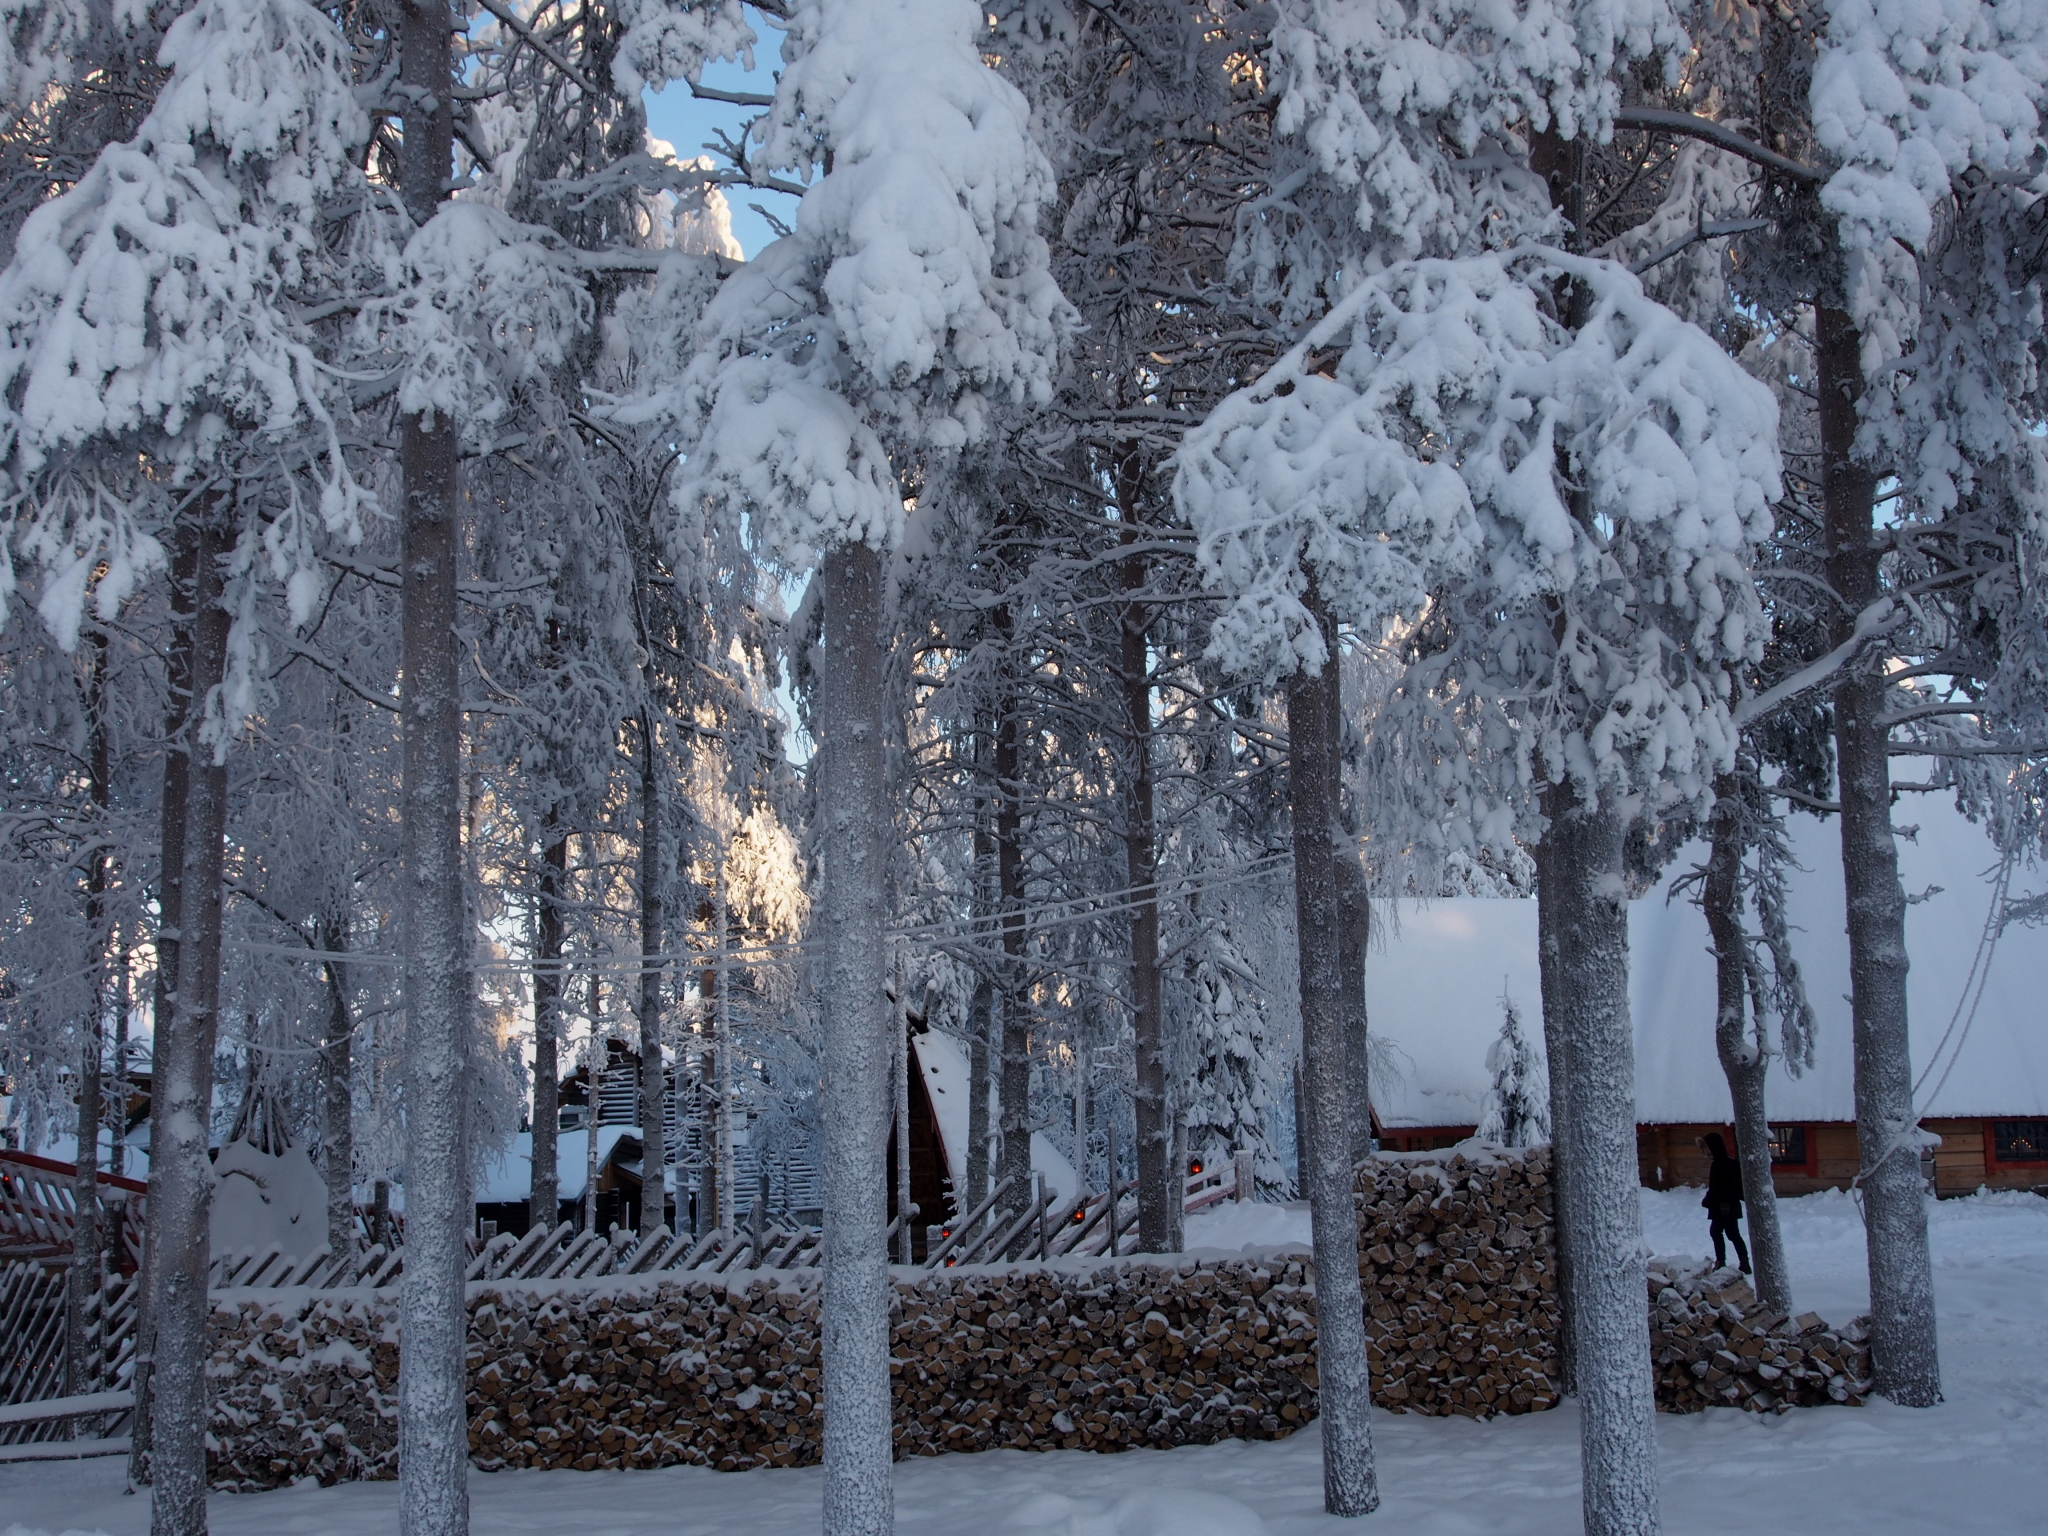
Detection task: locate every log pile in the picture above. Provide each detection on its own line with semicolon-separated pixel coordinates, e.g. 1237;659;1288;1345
208;1292;399;1489
1355;1146;1563;1417
1646;1258;1874;1412
461;1258;1327;1473
196;1147;1867;1492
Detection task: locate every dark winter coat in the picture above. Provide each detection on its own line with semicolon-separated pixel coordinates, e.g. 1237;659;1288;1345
1703;1151;1743;1219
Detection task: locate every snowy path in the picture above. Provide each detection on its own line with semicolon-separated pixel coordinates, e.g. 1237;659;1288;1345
4;1188;2042;1535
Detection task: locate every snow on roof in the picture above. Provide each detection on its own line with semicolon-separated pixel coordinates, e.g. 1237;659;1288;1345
1363;791;2048;1127
915;1029;1079;1206
474;1125;639;1205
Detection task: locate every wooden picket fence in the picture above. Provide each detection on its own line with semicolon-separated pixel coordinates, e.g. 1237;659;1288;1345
0;1151;1245;1442
0;1264;140;1447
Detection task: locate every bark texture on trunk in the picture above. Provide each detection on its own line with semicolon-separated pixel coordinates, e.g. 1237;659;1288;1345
1118;543;1172;1254
1534;797;1576;1398
131;522;200;1489
320;915;357;1260
638;710;667;1238
67;625;112;1402
531;830;567;1232
994;689;1032;1230
1816;303;1940;1407
1703;778;1793;1314
1284;599;1378;1518
965;787;993;1215
149;510;231;1536
395;5;468;1524
1334;848;1372;1164
895;990;913;1263
817;542;894;1536
1542;801;1658;1536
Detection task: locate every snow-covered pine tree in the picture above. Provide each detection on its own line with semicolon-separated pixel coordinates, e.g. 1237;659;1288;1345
0;0;380;1524
1641;0;2048;1405
1181;245;1783;1534
1801;0;2048;1407
666;0;1070;1523
1477;995;1549;1149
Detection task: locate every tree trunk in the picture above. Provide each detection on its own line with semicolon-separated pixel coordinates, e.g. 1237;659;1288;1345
816;541;893;1536
1703;777;1793;1314
993;688;1032;1229
1284;592;1377;1518
531;828;566;1234
1816;302;1940;1406
1334;848;1373;1163
895;983;913;1263
713;885;734;1237
696;1048;717;1236
149;506;232;1536
966;800;993;1215
320;915;357;1260
638;710;667;1238
1112;532;1172;1256
395;2;468;1523
586;971;602;1233
1542;800;1658;1536
131;520;199;1489
67;624;112;1404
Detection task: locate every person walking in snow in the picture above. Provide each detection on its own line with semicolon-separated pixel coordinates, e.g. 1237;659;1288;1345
1698;1132;1751;1274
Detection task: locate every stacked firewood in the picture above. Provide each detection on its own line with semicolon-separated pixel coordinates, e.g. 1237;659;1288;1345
208;1292;399;1489
454;1259;1328;1475
198;1147;1870;1492
1354;1147;1563;1417
1647;1258;1874;1412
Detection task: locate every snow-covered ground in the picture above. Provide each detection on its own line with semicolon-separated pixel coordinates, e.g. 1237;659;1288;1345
5;1187;2043;1535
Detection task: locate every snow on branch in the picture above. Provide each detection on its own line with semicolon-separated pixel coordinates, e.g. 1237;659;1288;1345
0;0;376;639
1178;249;1781;697
1811;0;2048;377
664;0;1072;568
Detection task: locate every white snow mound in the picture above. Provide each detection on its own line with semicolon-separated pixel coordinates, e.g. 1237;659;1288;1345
1003;1489;1269;1536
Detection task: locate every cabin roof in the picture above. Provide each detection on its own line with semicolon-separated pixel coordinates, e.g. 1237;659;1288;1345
1363;789;2048;1128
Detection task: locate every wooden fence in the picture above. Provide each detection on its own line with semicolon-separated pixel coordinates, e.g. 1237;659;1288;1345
0;1151;1244;1434
0;1264;139;1446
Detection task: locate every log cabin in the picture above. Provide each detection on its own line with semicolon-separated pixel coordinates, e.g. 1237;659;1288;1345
1363;790;2048;1198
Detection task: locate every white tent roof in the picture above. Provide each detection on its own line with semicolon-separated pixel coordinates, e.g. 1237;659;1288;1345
1362;793;2048;1127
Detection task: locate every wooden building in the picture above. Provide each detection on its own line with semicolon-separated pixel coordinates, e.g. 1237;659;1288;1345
1363;790;2048;1199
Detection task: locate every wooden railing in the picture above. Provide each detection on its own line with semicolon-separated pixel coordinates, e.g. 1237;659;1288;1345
0;1263;139;1447
0;1152;148;1273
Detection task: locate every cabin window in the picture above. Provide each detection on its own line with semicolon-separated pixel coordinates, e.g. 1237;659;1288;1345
1768;1125;1809;1168
1992;1120;2048;1163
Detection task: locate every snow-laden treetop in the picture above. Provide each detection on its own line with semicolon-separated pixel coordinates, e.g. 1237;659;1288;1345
1182;250;1780;841
1181;251;1780;684
0;0;363;475
665;0;1072;570
1270;0;1688;260
0;0;371;642
1813;0;2048;377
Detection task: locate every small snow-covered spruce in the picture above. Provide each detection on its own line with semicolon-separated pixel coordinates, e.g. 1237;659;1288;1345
661;0;1071;1529
1477;994;1549;1149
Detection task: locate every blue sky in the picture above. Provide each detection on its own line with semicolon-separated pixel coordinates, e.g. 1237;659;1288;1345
641;47;798;259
